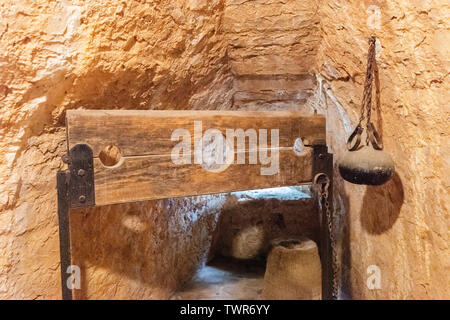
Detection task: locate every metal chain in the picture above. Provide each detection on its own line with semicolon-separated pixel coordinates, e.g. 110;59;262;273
359;36;376;126
314;173;339;299
347;36;383;151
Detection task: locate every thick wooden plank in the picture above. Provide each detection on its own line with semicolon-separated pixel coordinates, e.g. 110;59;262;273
66;110;326;156
93;148;313;206
66;110;325;205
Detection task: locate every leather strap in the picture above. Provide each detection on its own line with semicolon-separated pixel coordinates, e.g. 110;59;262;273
346;124;363;151
367;122;383;150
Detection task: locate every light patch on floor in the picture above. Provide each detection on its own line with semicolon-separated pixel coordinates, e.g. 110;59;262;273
171;257;265;300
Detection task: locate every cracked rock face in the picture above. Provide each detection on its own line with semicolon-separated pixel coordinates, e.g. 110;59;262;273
0;0;448;299
0;0;232;300
317;0;449;299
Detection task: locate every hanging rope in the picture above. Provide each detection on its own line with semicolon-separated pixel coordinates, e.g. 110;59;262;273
347;36;383;151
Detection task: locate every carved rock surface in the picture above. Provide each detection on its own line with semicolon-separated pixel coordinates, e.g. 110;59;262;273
0;0;232;300
317;0;449;299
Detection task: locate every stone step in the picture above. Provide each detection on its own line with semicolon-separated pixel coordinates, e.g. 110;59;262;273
231;74;316;110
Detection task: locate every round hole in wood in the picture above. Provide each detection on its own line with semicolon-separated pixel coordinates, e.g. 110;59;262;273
99;145;122;167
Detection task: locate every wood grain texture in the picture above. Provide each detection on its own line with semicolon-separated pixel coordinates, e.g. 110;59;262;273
66;110;325;205
93;149;313;206
66;110;326;156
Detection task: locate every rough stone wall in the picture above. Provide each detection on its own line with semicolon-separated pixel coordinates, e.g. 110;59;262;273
210;187;319;260
317;0;449;299
70;196;226;299
223;0;320;111
0;0;323;299
0;0;231;299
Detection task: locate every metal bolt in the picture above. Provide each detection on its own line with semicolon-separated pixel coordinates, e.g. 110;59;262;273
79;195;86;203
78;169;85;176
319;154;324;159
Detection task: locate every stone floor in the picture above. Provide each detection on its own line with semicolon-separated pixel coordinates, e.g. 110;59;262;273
171;256;266;300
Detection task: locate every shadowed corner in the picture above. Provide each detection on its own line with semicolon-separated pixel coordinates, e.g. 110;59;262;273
337;177;352;300
69;198;221;300
360;171;404;235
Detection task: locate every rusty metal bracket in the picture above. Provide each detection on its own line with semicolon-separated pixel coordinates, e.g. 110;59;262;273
68;144;95;207
313;145;335;300
56;144;95;300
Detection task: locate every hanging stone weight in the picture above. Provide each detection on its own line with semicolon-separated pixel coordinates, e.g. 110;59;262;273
338;146;394;185
338;121;395;186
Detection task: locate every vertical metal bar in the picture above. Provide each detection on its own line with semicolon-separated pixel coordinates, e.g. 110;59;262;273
313;145;335;300
57;170;73;300
324;152;334;300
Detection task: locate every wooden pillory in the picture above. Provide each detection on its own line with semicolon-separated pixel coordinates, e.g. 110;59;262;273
57;110;334;300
